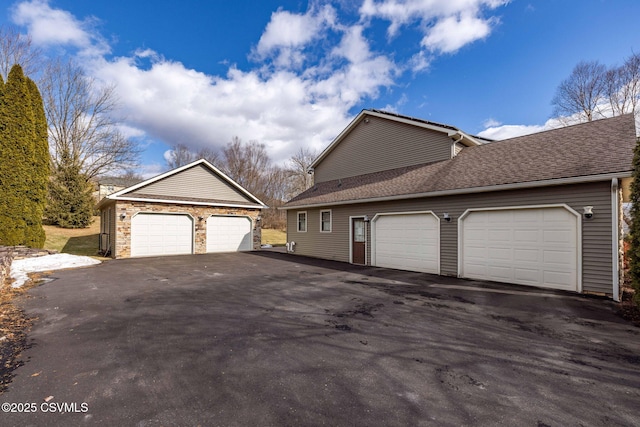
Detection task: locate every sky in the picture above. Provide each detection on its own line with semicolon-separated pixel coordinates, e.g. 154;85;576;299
1;0;639;177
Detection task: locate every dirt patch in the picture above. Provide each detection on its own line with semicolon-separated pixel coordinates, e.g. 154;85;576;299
0;276;38;394
617;288;640;326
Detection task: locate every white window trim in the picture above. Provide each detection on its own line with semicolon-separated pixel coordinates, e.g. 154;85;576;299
320;209;332;233
297;211;307;233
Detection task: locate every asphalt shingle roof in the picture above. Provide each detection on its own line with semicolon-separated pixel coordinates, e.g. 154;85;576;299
285;114;636;208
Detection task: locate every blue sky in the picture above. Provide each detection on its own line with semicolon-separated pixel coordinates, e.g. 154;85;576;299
2;0;639;176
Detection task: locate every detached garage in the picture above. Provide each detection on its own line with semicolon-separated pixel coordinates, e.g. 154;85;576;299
97;159;266;258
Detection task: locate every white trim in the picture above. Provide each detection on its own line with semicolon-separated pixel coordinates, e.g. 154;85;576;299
457;204;582;293
311;110;480;168
110;196;264;209
206;214;253;253
612;178;620;302
370;211;440;275
109;159;267;207
296;211;307;233
130;211;195;257
320;209;332;233
280;172;632;210
349;216;367;265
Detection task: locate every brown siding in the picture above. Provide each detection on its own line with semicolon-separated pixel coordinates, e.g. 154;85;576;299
314;115;453;183
287;181;614;295
133;164;250;203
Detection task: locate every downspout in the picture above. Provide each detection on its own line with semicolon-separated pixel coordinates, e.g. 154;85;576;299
612;178;620;302
450;133;464;158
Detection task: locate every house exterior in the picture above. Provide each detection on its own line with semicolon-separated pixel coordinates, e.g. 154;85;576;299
282;109;636;301
92;177;144;204
97;159;266;258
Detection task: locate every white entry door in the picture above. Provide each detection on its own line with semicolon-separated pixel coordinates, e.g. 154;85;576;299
131;213;193;257
372;212;439;274
206;216;252;253
460;207;578;291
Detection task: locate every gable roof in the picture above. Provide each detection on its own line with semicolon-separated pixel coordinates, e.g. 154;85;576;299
310;109;488;169
98;159;267;209
284;114;636;209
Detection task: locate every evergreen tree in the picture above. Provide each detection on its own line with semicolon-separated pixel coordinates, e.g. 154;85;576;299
24;77;48;247
0;64;48;247
45;154;94;229
0;65;31;245
628;137;640;305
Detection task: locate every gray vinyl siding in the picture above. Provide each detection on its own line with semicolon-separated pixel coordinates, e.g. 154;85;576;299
131;164;250;203
314;115;453;183
287;181;614;295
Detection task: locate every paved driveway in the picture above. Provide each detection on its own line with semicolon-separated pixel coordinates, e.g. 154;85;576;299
2;251;639;426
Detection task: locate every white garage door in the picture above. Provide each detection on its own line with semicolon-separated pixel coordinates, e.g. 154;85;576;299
460;207;578;291
373;213;439;274
206;216;252;253
131;213;193;257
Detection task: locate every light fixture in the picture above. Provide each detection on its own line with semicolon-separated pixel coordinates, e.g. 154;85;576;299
583;206;594;219
443;213;451;222
119;212;126;220
256;215;262;222
198;216;204;221
363;215;370;222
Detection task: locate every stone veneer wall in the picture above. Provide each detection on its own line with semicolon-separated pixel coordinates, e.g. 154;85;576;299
114;201;262;258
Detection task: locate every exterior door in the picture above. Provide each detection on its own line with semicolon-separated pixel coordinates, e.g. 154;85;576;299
131;213;194;257
352;218;366;265
206;216;252;253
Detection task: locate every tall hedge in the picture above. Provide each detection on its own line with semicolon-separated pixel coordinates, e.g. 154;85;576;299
628;136;640;305
0;64;48;247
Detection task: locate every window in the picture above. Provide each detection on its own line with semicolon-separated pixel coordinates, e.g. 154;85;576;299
297;211;307;232
320;210;332;232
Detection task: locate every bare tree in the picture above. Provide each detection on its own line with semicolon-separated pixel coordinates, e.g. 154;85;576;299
286;147;317;199
221;137;271;197
552;60;607;122
166;143;197;169
0;25;41;80
40;58;140;178
166;143;221;170
606;52;640;116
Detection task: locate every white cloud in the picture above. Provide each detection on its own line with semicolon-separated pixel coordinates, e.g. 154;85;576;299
478;117;563;140
255;5;337;69
421;12;493;53
8;0;508;171
360;0;508;53
483;118;501;128
11;0;109;56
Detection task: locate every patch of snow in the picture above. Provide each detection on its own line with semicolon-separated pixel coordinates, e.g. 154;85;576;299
10;254;101;288
261;244;273;248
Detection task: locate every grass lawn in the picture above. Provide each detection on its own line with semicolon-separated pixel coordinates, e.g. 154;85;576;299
262;229;286;246
43;216;103;258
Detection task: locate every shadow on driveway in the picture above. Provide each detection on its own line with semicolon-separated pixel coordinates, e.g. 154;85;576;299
2;251;639;426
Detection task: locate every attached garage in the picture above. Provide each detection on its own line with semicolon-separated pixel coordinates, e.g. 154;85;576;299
206;216;252;253
97;159;266;258
372;212;440;274
459;206;579;291
131;213;194;257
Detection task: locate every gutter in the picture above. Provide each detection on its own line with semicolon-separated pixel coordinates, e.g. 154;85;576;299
612;178;620;302
280;172;632;210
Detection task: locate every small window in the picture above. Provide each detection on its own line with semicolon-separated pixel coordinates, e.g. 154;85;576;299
297;211;307;232
320;210;332;233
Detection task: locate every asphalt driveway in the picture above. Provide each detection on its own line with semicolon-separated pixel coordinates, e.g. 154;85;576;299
2;251;640;426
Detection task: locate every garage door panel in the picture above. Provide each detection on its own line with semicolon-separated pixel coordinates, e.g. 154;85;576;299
131;214;193;257
206;216;252;253
373;213;439;274
461;207;578;291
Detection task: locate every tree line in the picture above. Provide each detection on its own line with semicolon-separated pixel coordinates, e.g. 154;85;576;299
166;139;316;230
